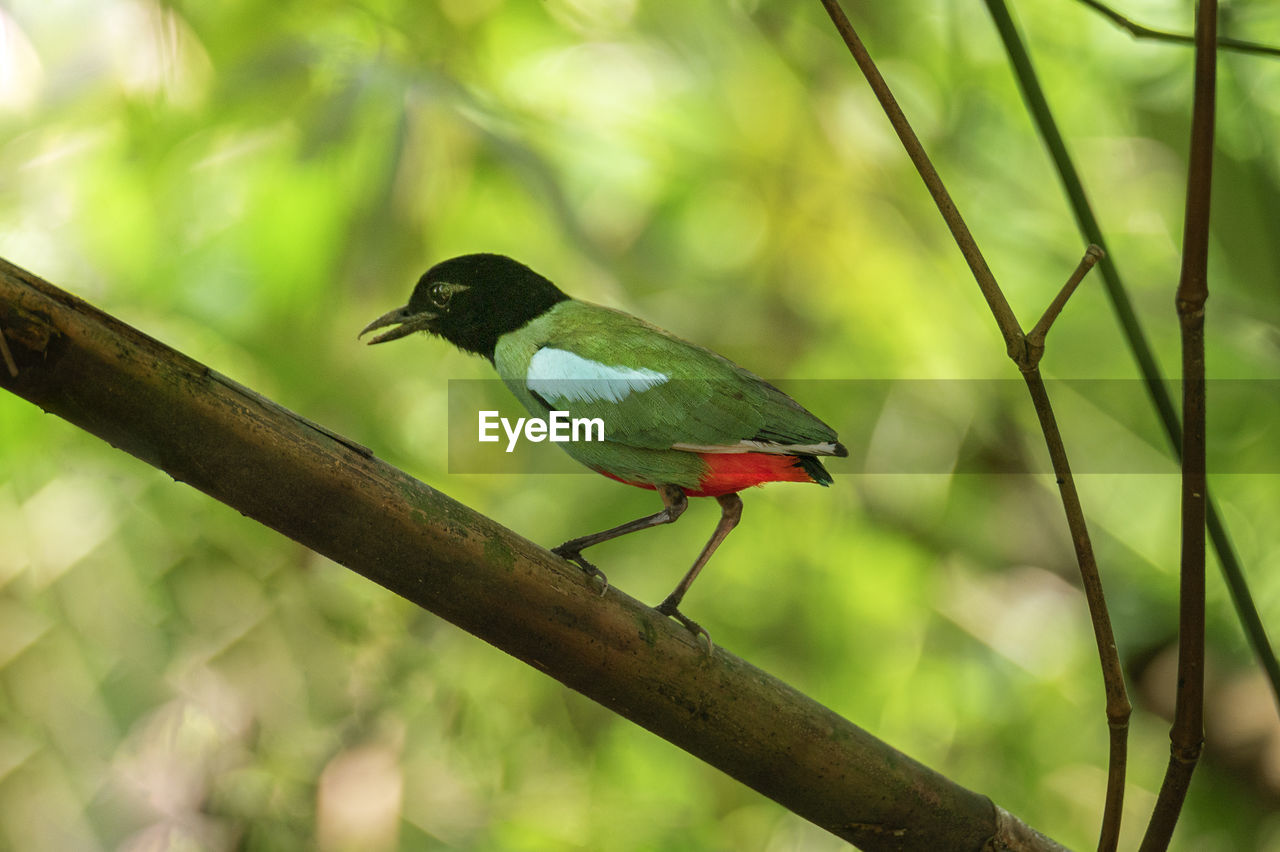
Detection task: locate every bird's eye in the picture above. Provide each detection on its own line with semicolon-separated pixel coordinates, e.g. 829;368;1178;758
430;284;452;309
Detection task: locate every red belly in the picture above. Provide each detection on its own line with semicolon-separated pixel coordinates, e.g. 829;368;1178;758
598;452;819;498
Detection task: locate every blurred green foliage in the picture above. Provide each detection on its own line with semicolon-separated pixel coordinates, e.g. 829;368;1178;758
2;0;1279;849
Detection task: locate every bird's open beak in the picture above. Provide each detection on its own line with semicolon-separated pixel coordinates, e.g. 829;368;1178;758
359;306;438;344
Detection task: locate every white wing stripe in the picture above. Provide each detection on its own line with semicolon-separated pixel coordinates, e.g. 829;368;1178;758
528;348;669;404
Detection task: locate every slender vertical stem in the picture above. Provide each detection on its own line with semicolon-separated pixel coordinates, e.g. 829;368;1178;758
1171;0;1214;776
1140;0;1216;847
1022;369;1129;852
982;0;1280;716
819;3;1129;846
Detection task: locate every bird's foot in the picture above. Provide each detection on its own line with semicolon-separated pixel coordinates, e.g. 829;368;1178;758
655;597;714;655
552;544;609;595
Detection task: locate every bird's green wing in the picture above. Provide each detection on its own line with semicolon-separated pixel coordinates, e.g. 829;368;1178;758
493;301;841;454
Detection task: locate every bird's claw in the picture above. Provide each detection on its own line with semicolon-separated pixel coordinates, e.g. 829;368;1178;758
655;599;714;655
552;544;609;595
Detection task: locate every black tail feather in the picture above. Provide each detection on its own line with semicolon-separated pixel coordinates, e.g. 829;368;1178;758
792;454;834;486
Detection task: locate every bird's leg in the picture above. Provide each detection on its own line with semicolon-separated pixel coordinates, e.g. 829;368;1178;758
552;484;688;591
655;492;742;647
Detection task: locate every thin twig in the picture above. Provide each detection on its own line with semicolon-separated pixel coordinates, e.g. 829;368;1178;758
1026;244;1104;364
1140;0;1216;846
981;0;1280;717
818;3;1129;847
1075;0;1280;58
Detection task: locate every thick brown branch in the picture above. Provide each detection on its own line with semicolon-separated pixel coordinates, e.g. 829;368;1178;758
0;257;1072;850
0;327;17;377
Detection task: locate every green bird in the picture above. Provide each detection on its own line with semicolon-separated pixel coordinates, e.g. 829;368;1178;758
361;253;846;639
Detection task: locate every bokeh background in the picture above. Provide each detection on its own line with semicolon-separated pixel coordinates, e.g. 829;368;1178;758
2;0;1280;849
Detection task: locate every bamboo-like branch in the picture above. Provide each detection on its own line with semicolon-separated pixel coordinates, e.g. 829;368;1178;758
0;327;16;377
1140;0;1216;847
1074;0;1280;59
818;2;1130;848
981;0;1280;716
0;257;1072;851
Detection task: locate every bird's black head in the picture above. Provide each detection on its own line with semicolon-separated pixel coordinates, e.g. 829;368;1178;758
360;254;569;361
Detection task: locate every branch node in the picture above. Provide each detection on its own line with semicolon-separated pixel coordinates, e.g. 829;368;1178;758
1024;244;1105;362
